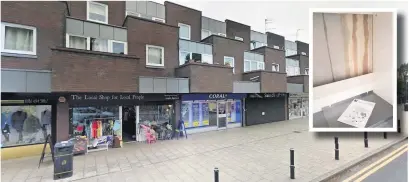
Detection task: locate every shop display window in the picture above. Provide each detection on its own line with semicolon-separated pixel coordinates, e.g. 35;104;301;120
182;100;242;128
289;98;309;119
139;105;172;125
69;106;120;143
1;105;52;148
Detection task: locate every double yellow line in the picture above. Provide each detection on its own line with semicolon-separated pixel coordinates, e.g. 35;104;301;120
343;143;408;182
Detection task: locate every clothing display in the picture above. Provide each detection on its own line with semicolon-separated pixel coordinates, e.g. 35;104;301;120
1;112;11;130
11;111;27;132
23;114;41;134
41;109;51;125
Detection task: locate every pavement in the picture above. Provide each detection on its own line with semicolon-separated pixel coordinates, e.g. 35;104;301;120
1;117;406;182
362;151;407;182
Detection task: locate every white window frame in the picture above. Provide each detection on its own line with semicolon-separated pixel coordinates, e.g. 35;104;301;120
146;45;165;67
305;68;309;75
152;17;165;23
1;22;37;55
109;40;128;55
272;63;280;72
125;11;141;17
234;36;244;41
87;1;108;24
224;56;235;73
201;29;212;40
65;34;91;50
178;23;191;40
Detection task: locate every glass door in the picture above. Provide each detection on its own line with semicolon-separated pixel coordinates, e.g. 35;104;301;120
217;101;227;129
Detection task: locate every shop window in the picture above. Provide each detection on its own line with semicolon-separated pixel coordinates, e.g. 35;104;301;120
1;22;37;55
87;1;108;24
1;105;52;148
182;100;242;128
139;105;173;126
69;106;120;144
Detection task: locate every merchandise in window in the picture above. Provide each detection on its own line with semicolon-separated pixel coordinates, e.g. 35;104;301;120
68;35;87;50
70;106;120;145
91;38;108;52
88;1;108;24
178;23;191;40
1;105;52;148
147;45;164;66
1;22;36;55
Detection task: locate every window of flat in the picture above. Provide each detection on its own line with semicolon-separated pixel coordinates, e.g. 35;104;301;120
66;34;127;54
250;41;267;50
285;49;297;56
178;23;191;40
201;29;211;40
179;51;213;65
87;1;108;24
1;22;36;55
146;45;164;67
224;56;235;73
286;58;300;76
244;60;264;72
272;63;280;72
305;68;309;75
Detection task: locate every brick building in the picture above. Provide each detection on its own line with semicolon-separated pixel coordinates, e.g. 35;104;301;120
1;1;309;159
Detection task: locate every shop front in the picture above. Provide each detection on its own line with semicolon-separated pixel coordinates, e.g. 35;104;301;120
288;93;309;120
181;93;246;134
245;93;288;126
57;93;179;152
1;93;57;160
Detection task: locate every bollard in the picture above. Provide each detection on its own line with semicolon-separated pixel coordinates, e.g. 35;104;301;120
334;137;339;160
384;132;387;139
398;120;401;133
364;132;368;148
290;148;295;179
214;167;219;182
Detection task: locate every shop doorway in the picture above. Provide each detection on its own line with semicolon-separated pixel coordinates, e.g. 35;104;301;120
122;106;136;142
217;101;227;129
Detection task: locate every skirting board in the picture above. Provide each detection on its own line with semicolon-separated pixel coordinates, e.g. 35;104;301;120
313;73;375;113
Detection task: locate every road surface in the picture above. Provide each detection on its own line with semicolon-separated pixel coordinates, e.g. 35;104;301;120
362;151;407;182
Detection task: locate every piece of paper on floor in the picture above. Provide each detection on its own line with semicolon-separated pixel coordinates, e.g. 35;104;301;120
337;99;376;128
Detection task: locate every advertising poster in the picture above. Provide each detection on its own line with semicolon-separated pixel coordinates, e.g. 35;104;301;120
192;103;200;127
235;101;242;123
181;102;191;128
202;102;209;126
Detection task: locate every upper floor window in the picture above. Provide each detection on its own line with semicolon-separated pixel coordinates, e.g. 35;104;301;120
244;60;264;72
285;49;298;56
272;63;280;72
286;58;300;76
305;68;309;75
178;23;191;40
250;41;266;50
235;36;244;41
1;22;37;55
201;29;211;40
224;56;235;73
66;34;127;54
179;51;213;65
87;1;108;24
146;45;164;67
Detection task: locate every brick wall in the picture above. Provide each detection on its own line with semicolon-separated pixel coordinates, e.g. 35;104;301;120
165;1;202;42
67;1;125;27
225;20;251;49
1;1;66;70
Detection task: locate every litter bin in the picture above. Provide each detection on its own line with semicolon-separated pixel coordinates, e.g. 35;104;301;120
54;141;74;180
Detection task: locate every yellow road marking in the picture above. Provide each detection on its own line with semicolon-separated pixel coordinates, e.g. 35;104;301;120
342;143;408;182
355;147;407;182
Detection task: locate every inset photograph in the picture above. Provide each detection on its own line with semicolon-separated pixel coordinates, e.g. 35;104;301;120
310;9;397;132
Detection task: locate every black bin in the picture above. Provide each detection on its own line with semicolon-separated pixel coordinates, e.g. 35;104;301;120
53;141;74;180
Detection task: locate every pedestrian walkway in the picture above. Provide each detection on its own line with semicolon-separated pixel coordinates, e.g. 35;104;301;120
1;118;405;182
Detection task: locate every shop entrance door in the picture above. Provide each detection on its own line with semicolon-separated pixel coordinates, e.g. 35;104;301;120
217;101;227;130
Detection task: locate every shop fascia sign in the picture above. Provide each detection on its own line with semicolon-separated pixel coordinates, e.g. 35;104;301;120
69;93;179;102
208;94;228;99
248;93;287;98
289;93;308;97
